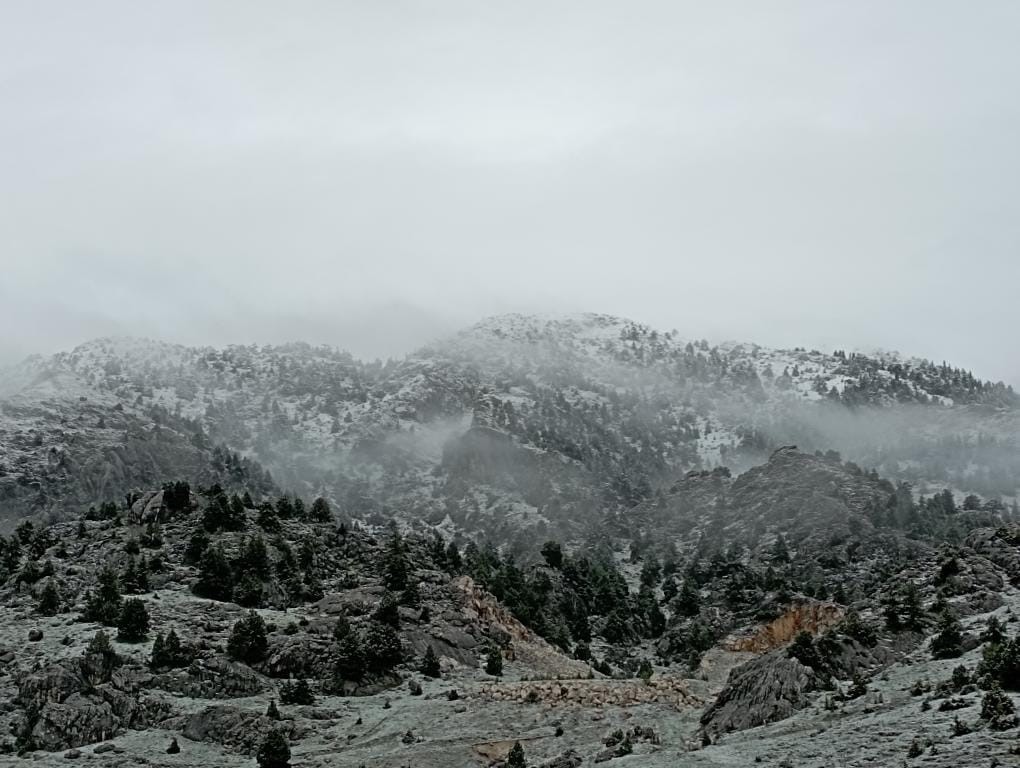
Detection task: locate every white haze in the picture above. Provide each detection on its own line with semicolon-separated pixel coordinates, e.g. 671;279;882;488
1;2;1018;384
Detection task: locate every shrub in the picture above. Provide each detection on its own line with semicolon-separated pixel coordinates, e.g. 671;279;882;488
981;683;1018;730
485;646;503;677
280;678;315;705
421;645;441;678
507;741;526;768
116;598;150;642
227;610;268;665
36;580;60;616
256;729;290;768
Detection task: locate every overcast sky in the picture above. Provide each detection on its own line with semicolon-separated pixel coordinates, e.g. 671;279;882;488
2;2;1018;384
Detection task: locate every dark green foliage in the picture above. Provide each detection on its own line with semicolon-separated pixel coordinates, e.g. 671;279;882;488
257;503;282;533
401;577;421;608
507;741;526;768
980;683;1018;730
184;530;210;565
637;659;653;680
116;598;150;642
374;591;401;628
227;610;268;665
839;609;878;647
362;621;403;673
383;527;410;591
150;628;189;670
309;497;332;523
193;545;233;602
979;635;1020;690
280;678;315;705
83;566;122;626
541;541;563;569
121;556;149;594
930;611;964;659
485;646;503;676
333;628;365;682
421;645;441;678
980;616;1007;646
674;580;700;618
266;699;281;720
256;729;291;768
162;481;191;513
36;580;60;616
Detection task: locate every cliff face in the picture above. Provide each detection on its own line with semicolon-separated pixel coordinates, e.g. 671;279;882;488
725;601;845;654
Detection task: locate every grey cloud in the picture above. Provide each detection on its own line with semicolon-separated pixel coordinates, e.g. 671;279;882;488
1;1;1018;384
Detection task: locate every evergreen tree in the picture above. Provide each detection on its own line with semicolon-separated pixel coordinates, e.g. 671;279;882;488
280;678;315;705
121;556;149;594
401;578;421;608
256;729;291;768
266;699;281;720
227;610;268;665
310;497;332;523
421;645;441;678
257;503;282;534
981;683;1018;730
363;621;403;673
333;629;365;681
194;545;233;602
541;541;563;569
675;580;700;618
382;526;409;591
930;610;964;659
485;646;503;676
37;579;60;616
374;591;401;628
116;598;150;642
507;741;526;768
84;565;122;626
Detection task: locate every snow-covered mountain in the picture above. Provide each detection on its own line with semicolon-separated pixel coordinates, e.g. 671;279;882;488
1;313;1017;530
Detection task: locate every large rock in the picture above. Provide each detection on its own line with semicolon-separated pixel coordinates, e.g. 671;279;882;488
182;706;304;754
701;653;818;735
154;657;265;699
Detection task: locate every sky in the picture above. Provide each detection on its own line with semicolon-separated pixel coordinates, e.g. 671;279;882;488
1;2;1018;384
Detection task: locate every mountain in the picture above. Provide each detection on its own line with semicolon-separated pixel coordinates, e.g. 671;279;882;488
1;315;1020;764
1;313;1017;534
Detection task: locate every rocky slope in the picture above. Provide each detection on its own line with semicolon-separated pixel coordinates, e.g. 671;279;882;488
1;314;1018;535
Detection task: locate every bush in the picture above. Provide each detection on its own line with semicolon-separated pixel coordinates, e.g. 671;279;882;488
485;646;503;677
83;566;122;626
930;611;964;660
420;645;441;678
37;580;60;616
256;729;290;768
227;610;268;665
151;628;189;669
507;741;526;768
280;678;315;705
116;598;150;642
981;683;1018;730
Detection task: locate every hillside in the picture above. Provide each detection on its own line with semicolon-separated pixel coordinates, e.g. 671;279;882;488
0;314;1017;536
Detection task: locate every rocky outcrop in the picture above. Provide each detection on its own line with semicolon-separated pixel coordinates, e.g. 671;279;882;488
725;601;845;653
153;657;266;699
700;653;817;735
16;659;173;752
182;706;305;754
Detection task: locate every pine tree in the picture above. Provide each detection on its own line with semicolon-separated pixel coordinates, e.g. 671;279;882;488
507;741;526;768
116;598;150;642
266;699;281;720
485;646;503;676
84;565;122;626
383;527;409;591
37;579;60;616
401;578;421;608
193;545;233;602
227;610;268;665
310;497;332;523
930;610;964;659
374;591;401;628
256;729;291;768
675;580;700;618
421;645;441;678
363;621;403;673
333;629;365;681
